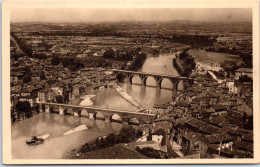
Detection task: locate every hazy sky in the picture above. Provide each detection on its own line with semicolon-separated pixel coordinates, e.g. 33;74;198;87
11;8;252;23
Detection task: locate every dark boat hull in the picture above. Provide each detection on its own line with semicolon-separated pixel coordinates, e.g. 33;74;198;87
26;139;44;146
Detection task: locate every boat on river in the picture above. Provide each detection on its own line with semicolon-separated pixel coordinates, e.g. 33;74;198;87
26;136;44;146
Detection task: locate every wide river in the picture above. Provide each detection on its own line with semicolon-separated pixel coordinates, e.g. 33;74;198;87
11;53;181;159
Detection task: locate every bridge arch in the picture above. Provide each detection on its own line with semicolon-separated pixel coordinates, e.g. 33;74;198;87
49;105;59;114
63;108;69;115
158;78;181;91
128;117;140;125
94;112;105;120
80;109;89;118
129;74;141;84
66;107;74;115
72;108;81;117
143;76;157;87
110;114;122;123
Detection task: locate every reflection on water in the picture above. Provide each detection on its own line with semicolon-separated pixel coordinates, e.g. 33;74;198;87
91;87;139;111
12;113;123;159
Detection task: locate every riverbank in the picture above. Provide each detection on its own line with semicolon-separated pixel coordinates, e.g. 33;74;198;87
79;95;96;106
68;97;84;105
66;126;144;159
114;85;143;110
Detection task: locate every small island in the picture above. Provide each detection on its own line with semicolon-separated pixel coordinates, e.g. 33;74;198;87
173;49;196;77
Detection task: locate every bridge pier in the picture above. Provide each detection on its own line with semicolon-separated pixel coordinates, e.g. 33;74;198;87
122;118;129;126
138;118;143;125
45;105;50;113
170;78;179;93
104;114;111;123
89;113;95;119
73;112;79;117
39;104;43;113
139;74;147;86
154;76;162;88
59;106;64;115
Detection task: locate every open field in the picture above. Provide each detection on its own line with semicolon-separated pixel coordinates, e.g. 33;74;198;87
187;49;242;65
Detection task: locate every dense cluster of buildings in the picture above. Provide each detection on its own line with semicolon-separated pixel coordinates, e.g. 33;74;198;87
10;50;117;121
135;65;253;158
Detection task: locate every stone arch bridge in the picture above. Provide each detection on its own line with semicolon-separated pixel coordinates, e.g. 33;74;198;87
38;102;156;125
111;69;194;92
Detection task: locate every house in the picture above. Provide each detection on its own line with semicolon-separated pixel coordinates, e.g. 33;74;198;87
183;91;197;102
208;93;219;105
18;95;36;107
235;68;252;80
198;132;234;158
200;108;215;119
184;118;207;133
10;71;24;84
203;116;229;128
224;78;238;94
31;74;41;83
181;131;200;155
37;90;46;102
101;76;117;87
153;103;169;115
211;104;227;117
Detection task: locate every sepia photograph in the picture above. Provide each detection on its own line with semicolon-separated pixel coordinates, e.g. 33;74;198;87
2;0;260;164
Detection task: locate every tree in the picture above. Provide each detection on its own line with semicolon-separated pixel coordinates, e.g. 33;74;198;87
107;133;117;145
128;53;147;71
136;130;143;138
52;55;60;65
11;52;26;60
116;73;126;82
61;56;85;71
33;53;47;60
16;101;31;118
56;95;64;103
238;75;252;83
221;61;239;76
22;74;31;83
103;49;115;59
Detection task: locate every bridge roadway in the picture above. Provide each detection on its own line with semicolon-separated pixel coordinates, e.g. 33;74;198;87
109;69;195;91
38;102;156;125
110;69;194;81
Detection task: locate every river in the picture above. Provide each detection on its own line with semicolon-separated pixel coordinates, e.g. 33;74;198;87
11;52;181;159
11;113;123;159
92;52;183;110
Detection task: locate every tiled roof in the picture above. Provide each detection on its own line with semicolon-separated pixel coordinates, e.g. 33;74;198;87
242;133;253;142
200;132;233;144
235;68;252;73
186;118;206;129
237;141;253;152
199;124;220;135
204;116;229;127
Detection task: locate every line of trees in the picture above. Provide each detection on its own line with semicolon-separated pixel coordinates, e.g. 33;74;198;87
11;32;33;57
165;34;217;48
16;101;31;117
103;48;134;61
